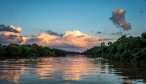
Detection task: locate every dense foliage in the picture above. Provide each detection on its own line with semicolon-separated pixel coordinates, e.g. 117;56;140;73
0;44;77;59
84;32;146;63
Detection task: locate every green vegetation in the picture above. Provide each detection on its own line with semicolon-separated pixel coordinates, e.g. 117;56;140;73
84;32;146;63
0;44;77;59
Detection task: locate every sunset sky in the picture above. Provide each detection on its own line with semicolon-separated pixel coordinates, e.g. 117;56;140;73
0;0;146;51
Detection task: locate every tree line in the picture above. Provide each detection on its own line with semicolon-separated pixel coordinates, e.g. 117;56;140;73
83;32;146;63
0;44;78;59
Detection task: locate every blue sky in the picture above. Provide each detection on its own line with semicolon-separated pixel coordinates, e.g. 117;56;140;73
0;0;146;51
0;0;145;35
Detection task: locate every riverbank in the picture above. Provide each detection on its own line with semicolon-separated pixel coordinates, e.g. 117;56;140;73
0;44;79;59
83;32;146;63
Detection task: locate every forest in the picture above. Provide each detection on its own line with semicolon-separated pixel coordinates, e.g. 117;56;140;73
1;32;146;62
83;32;146;63
0;44;77;59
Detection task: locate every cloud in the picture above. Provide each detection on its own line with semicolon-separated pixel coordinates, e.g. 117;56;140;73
0;32;24;44
140;0;146;13
111;32;123;35
29;30;100;48
0;24;26;44
96;31;102;34
0;24;113;51
110;8;131;31
25;30;113;51
111;32;131;36
0;24;22;33
96;31;106;34
141;9;146;14
46;30;63;36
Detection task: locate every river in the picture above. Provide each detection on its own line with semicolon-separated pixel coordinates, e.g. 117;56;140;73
0;55;146;84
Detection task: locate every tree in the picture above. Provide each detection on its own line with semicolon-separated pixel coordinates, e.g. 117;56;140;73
0;46;6;57
6;44;22;57
0;44;72;58
141;32;146;39
108;42;112;46
83;32;146;63
101;42;106;47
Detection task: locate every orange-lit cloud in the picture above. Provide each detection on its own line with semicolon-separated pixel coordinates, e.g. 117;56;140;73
0;32;24;44
0;25;25;44
0;24;113;51
26;30;104;51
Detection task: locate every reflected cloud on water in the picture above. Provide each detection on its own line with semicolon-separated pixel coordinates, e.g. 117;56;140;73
0;56;146;84
35;56;100;80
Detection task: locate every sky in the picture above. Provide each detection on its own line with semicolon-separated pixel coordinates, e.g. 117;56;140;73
0;0;146;52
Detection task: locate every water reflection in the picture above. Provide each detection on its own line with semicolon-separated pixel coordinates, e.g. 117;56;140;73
109;62;146;84
0;55;146;84
63;57;100;80
0;59;27;84
35;56;100;80
35;58;57;79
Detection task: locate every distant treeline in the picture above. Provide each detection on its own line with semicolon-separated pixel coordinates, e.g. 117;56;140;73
0;44;78;59
83;32;146;63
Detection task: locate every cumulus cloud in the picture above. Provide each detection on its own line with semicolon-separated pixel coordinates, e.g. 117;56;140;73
0;24;113;51
110;8;131;31
0;24;22;33
62;30;100;48
28;30;100;48
0;24;26;44
24;30;113;51
0;32;24;44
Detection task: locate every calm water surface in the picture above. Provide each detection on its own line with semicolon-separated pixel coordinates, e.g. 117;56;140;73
0;55;146;84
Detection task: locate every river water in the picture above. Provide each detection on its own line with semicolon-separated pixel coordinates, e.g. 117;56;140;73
0;55;146;84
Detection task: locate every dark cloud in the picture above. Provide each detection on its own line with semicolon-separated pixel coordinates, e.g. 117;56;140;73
96;31;106;34
111;32;123;35
140;0;146;13
46;30;63;36
0;24;22;33
141;9;146;14
96;31;102;34
111;32;132;36
110;8;131;31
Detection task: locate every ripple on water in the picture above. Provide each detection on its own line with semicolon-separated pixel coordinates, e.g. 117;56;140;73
0;55;146;84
